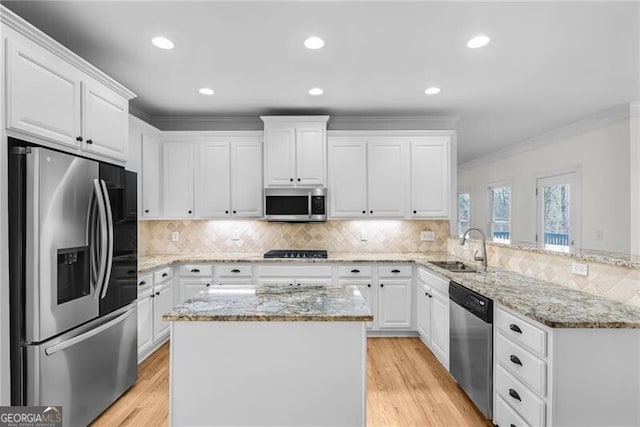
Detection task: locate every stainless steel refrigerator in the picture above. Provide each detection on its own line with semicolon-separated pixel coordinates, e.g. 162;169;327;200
8;141;138;426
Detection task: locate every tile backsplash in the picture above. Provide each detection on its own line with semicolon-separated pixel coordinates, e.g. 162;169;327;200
140;219;450;255
448;238;640;308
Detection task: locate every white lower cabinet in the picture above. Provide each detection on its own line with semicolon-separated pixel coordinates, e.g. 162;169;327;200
494;305;640;427
338;265;375;329
377;266;413;329
137;270;174;363
416;267;450;370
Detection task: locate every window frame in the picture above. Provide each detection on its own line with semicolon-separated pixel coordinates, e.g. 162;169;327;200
487;182;512;243
457;191;471;235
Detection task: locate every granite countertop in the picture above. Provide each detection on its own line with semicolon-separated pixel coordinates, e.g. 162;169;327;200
141;252;640;329
162;284;373;322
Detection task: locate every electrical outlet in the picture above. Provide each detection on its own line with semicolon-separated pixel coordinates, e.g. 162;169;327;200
420;231;435;241
571;262;588;276
232;230;240;240
360;230;368;241
171;231;179;242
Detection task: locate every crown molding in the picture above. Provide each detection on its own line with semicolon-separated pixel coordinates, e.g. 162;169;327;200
328;129;456;138
129;105;153;124
261;115;330;124
459;102;637;173
151;115;264;131
0;5;135;100
328;115;459;131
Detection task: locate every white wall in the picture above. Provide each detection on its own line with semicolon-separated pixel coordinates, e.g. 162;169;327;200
631;112;640;255
458;115;633;254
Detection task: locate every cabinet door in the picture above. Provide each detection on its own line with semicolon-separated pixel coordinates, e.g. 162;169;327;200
378;279;412;329
163;142;194;218
416;284;432;344
81;80;128;162
141;133;162;218
180;280;211;303
231;141;263;217
197;142;231;218
264;127;295;187
137;290;154;358
152;285;173;342
341;280;375;329
328;141;367;218
367;141;407;217
6;37;81;148
295;126;326;186
410;138;450;218
430;290;450;369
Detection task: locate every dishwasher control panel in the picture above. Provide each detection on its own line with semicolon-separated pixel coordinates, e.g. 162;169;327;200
449;281;493;323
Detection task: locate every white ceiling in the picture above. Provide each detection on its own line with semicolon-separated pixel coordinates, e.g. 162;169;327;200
3;1;639;163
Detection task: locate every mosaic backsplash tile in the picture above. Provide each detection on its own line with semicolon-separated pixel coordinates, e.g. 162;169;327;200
447;238;640;308
140;219;450;255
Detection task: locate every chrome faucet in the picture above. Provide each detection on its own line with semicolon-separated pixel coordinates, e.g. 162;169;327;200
460;227;488;271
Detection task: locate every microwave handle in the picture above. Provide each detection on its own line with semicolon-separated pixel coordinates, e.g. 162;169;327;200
308;191;312;219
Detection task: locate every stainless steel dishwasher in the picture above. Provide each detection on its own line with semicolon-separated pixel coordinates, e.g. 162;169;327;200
449;280;493;419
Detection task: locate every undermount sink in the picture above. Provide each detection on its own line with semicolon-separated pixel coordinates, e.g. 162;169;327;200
429;261;477;273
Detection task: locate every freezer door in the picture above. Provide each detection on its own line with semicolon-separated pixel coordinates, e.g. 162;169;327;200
25;147;101;342
25;304;137;427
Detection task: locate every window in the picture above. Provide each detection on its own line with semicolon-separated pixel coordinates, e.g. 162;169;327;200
490;184;511;243
537;172;580;253
457;193;470;235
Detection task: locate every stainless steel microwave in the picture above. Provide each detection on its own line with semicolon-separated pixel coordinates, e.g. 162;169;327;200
264;188;327;222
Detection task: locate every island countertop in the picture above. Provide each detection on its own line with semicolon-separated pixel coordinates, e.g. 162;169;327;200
162;284;374;322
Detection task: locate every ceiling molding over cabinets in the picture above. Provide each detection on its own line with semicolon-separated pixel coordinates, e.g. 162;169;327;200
459;102;637;172
0;5;135;100
328;115;459;131
151;115;264;131
129;105;153;124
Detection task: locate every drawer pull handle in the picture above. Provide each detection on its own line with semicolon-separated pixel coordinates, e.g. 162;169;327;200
138;281;146;286
508;388;521;401
127;269;136;274
509;323;523;334
162;272;169;278
191;268;200;273
367;284;371;288
511;425;516;427
231;269;240;273
350;269;360;273
509;355;523;367
391;269;400;273
380;284;384;288
206;283;211;287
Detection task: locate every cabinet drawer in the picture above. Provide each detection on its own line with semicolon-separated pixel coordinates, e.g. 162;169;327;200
338;265;372;277
378;265;412;277
497;334;547;396
153;267;173;284
217;264;253;278
179;264;213;277
495;395;531;427
137;273;153;291
496;365;545;426
497;307;547;358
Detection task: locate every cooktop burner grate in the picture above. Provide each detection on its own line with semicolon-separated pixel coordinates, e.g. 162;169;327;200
263;250;328;259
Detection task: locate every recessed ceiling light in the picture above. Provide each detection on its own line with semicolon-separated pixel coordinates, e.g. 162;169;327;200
467;35;490;49
424;87;441;95
304;36;325;50
152;36;174;50
308;87;324;96
198;88;215;95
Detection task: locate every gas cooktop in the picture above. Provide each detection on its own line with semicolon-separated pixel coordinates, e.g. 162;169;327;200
263;250;328;259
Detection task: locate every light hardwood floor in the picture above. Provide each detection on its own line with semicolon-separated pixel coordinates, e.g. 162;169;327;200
92;337;492;427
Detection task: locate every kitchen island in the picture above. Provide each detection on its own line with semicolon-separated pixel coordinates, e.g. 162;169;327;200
162;284;373;427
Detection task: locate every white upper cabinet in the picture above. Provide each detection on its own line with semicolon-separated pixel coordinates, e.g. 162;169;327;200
327;131;454;220
262;116;329;188
410;137;451;218
81;80;128;161
328;140;368;217
231;141;263;217
6;37;82;149
3;13;135;164
197;142;231;218
141;128;162;218
367;140;408;217
163;142;194;218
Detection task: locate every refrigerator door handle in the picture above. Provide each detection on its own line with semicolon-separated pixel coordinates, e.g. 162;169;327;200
44;305;135;356
99;179;114;299
92;179;109;300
